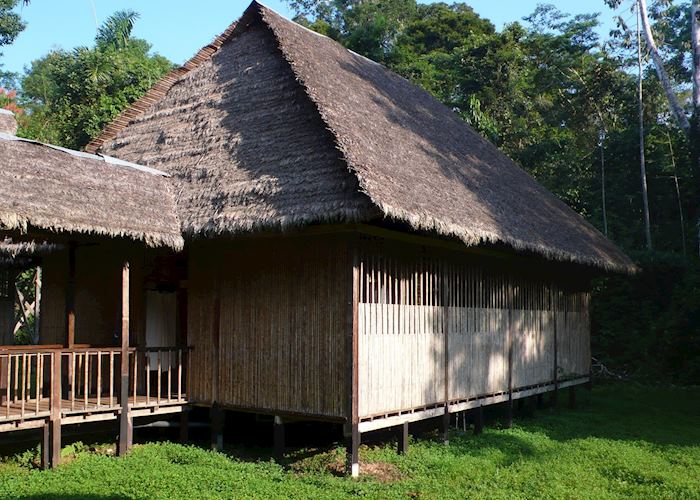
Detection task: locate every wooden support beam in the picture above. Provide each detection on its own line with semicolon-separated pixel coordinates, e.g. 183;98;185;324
397;422;409;455
210;403;223;450
273;415;285;462
536;393;544;409
346;425;360;478
41;420;50;470
442;411;450;445
345;238;360;478
50;351;61;468
118;261;132;457
179;409;189;443
473;406;483;435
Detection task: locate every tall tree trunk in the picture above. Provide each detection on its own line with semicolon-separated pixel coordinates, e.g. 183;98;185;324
637;7;653;250
667;131;687;256
600;128;609;237
691;2;700;257
692;4;700;111
638;0;691;132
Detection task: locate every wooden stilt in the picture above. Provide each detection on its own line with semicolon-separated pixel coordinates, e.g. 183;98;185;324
536;393;544;409
41;420;50;470
397;422;409;455
273;415;285;462
504;399;513;429
568;386;576;409
517;398;525;411
346;424;360;478
473;406;483;435
179;409;189;443
210;403;223;450
118;261;132;457
442;410;450;444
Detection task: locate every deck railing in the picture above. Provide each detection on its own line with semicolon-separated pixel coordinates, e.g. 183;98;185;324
0;345;189;423
0;350;52;421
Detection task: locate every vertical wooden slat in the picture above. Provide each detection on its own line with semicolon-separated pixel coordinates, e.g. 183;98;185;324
168;350;172;402
146;351;151;404
70;352;75;411
13;354;18;404
157;351;162;405
132;351;138;402
83;352;88;410
35;354;40;413
21;353;26;419
96;351;102;408
109;351;114;407
5;355;10;417
177;349;182;402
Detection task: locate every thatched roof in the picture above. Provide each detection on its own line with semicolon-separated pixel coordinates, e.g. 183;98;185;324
90;1;634;273
0;134;183;250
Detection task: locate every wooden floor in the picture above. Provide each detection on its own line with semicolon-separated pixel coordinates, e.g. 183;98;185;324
0;395;187;432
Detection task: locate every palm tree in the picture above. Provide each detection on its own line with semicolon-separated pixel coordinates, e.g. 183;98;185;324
95;10;139;50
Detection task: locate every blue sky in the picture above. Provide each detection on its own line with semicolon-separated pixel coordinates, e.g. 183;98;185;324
2;0;631;77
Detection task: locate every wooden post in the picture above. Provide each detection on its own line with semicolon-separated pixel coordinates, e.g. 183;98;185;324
442;411;450;445
345;238;360;478
49;351;61;468
273;415;285;462
179;409;189;443
41;420;50;470
65;244;76;348
473;405;483;435
210;403;223;450
118;261;132;456
397;422;409;455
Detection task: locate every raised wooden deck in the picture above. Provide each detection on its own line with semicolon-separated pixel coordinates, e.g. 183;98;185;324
0;345;189;466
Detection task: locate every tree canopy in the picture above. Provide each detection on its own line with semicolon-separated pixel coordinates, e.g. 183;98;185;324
17;9;172;149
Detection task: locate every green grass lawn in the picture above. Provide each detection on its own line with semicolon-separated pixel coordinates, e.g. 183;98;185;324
0;382;699;499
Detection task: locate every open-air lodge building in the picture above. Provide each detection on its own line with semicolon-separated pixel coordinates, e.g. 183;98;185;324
0;2;633;475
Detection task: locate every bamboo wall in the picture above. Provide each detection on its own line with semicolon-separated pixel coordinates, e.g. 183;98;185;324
357;236;590;419
187;235;348;419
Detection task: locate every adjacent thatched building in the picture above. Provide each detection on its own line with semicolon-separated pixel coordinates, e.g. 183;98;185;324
4;1;633;474
0;127;184;347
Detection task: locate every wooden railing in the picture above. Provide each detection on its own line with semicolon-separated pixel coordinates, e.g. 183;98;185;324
0;346;189;423
0;350;53;421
